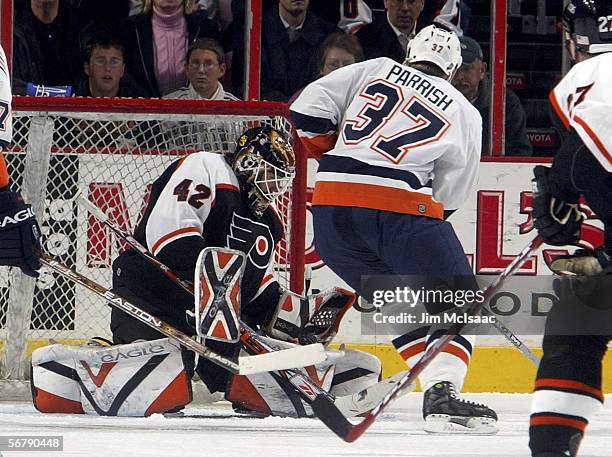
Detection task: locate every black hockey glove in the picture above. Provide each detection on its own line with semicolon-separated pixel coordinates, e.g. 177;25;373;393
550;247;612;276
531;165;583;246
0;190;42;277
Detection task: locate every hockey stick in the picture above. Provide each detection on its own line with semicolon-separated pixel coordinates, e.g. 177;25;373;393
77;194;329;371
310;235;544;442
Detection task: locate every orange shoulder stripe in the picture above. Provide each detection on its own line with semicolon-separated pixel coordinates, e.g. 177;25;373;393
151;227;201;256
573;115;612;167
549;90;570;130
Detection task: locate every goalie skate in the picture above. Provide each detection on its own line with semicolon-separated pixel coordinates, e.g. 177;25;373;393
422;382;498;435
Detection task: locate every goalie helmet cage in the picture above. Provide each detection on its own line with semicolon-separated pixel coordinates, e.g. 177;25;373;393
0;97;307;398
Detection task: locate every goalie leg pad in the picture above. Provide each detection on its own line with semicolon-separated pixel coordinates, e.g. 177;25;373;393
226;349;336;418
31;338;192;416
329;349;381;398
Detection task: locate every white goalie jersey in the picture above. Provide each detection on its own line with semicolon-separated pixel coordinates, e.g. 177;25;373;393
290;57;482;217
550;52;612;173
132;151;284;305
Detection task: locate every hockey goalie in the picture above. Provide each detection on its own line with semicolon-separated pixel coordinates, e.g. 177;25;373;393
30;126;382;417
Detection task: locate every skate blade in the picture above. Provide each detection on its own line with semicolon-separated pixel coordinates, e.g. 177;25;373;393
424;414;499;435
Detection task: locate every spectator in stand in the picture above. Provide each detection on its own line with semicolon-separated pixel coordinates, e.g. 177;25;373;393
68;32;149;150
12;0;84;95
162;39;238;152
74;32;148;98
121;0;220;97
228;0;339;101
452;36;532;156
164;38;238;100
288;31;363;104
317;32;364;78
355;0;424;63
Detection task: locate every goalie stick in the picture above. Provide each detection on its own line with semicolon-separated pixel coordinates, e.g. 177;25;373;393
310;235;544;442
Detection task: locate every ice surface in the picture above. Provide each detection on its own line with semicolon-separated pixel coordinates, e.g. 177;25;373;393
1;394;610;457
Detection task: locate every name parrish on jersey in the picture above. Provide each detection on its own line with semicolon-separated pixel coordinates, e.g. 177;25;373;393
385;64;455;112
290;56;482;220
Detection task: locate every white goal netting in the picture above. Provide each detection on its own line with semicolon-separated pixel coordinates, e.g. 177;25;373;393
0;99;306;398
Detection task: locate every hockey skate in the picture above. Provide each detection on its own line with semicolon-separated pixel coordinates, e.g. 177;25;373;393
422;382;498;435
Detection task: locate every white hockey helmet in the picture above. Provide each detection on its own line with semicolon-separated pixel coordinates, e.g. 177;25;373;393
404;25;462;80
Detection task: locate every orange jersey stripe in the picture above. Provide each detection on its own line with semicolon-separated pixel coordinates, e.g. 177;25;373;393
535;378;604;402
549;90;570;130
300;133;338;160
530;415;587;432
0;152;8;189
573;115;612;167
312;181;444;219
151;226;201;255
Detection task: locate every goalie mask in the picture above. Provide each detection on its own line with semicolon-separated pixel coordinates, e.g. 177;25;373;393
227;126;295;217
563;0;612;58
405;24;462;80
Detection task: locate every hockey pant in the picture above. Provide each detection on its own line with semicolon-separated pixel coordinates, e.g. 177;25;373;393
313;206;477;392
530;274;612;456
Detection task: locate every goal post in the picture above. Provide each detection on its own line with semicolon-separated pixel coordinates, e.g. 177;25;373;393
0;97;307;393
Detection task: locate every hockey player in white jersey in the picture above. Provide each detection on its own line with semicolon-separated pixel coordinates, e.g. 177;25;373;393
528;1;612;456
291;25;498;433
0;44;41;277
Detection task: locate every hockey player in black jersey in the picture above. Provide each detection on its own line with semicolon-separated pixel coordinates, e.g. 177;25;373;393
529;1;612;456
110;126;296;390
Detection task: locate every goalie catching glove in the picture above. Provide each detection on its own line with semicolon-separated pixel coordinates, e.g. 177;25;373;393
531;166;584;246
550;247;612;276
265;287;356;346
0;190;41;277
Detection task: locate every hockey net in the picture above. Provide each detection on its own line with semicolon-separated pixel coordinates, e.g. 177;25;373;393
0;98;306;398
